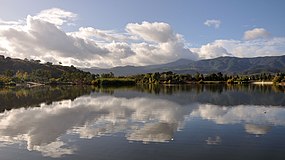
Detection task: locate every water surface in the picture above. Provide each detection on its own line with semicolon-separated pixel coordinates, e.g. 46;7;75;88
0;85;284;160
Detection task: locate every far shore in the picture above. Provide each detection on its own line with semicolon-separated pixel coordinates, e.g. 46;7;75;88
186;81;285;86
1;80;285;88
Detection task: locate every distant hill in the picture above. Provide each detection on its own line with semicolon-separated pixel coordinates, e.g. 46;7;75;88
1;55;284;77
83;55;285;76
0;55;86;77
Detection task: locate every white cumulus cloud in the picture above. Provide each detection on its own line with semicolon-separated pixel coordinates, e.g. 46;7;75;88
0;8;284;68
244;28;270;40
0;8;197;68
69;27;130;42
34;8;77;26
204;19;221;28
191;37;285;59
126;21;176;43
191;43;232;59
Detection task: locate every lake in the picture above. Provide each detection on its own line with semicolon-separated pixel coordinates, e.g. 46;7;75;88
0;84;285;160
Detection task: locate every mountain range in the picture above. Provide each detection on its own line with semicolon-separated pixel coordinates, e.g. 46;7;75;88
83;55;285;76
1;55;284;76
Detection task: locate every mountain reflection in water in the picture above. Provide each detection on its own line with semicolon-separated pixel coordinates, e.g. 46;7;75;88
0;85;284;158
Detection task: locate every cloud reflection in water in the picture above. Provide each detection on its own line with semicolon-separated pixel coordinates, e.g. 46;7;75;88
0;95;284;157
191;104;285;135
0;96;193;157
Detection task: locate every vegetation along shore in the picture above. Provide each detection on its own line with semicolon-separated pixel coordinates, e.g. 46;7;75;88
0;55;284;87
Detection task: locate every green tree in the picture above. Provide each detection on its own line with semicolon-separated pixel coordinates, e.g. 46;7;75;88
101;72;115;78
272;75;282;84
151;72;160;83
16;71;28;81
3;70;14;77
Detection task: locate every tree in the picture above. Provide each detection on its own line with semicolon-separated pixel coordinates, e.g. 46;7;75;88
151;72;160;83
193;72;204;81
3;70;14;77
16;71;28;81
31;69;51;82
217;72;223;81
46;62;52;65
101;72;115;78
272;75;282;84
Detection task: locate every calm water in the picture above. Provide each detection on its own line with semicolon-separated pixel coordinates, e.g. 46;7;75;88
0;85;285;160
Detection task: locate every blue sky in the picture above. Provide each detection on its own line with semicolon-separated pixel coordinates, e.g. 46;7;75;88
0;0;284;67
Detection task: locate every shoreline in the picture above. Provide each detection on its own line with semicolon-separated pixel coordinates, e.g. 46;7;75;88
1;81;284;88
251;81;273;85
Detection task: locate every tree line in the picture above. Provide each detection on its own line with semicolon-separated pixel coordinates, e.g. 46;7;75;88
130;71;285;84
0;69;95;85
1;68;284;86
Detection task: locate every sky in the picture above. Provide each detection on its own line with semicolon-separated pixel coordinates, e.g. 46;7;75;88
0;0;284;68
